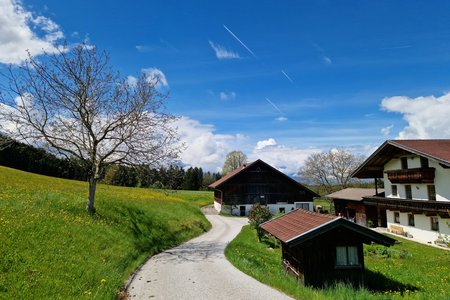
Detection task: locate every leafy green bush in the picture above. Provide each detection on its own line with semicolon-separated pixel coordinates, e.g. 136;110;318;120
364;244;411;259
248;203;272;241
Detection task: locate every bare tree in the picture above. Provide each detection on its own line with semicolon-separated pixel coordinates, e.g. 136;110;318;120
299;148;364;193
222;150;247;176
0;45;180;213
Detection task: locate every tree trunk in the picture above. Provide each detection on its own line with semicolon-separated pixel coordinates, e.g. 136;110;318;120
86;176;97;213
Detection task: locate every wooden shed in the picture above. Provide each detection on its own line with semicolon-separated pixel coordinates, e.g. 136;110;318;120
261;209;396;288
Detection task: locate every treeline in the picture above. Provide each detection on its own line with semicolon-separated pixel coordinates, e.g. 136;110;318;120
0;136;88;181
101;164;221;190
0;136;221;190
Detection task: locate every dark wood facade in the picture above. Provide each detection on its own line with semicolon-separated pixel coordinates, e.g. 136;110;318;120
210;159;318;212
261;209;396;288
282;226;366;287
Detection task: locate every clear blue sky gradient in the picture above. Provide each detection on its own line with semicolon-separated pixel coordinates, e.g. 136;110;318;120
18;1;450;152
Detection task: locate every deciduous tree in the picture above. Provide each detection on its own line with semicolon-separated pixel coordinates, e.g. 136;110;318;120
0;45;180;213
299;148;364;194
222;150;247;176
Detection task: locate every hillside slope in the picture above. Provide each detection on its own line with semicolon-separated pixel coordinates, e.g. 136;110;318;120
0;166;212;299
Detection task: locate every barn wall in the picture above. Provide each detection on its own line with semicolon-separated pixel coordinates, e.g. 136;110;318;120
220;161;314;208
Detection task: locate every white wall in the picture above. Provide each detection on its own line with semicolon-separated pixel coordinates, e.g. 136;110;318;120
386;210;450;243
220;202;313;216
383;156;450;201
214;200;222;213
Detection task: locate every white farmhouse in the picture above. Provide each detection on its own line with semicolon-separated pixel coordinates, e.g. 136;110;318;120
352;140;450;244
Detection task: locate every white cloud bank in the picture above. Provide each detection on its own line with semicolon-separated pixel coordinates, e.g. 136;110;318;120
251;138;322;176
381;92;450;139
0;0;64;64
175;116;246;172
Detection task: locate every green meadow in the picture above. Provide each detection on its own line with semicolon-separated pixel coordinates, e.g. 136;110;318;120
0;166;212;299
225;225;450;300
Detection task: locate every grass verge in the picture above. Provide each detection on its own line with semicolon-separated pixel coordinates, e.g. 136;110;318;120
0;166;212;299
225;225;450;299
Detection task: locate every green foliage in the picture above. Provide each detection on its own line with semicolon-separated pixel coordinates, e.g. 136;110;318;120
226;226;450;299
0;166;212;299
248;204;272;241
364;244;411;259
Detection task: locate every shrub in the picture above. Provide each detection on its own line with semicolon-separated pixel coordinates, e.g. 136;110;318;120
248;203;272;241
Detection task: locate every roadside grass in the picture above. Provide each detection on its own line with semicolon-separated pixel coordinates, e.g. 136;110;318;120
0;166;212;299
225;225;450;300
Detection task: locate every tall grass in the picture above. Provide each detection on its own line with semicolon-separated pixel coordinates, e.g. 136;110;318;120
225;225;450;299
0;166;212;299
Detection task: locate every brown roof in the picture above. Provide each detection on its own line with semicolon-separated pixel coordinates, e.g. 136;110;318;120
208;161;257;189
261;209;396;247
209;159;319;197
260;209;337;243
353;139;450;178
326;188;384;202
392;140;450;163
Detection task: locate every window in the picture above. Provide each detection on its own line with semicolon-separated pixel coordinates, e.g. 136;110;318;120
420;157;429;168
279;207;285;214
428;185;436;201
391;185;398;196
394;212;400;224
405;185;412;199
431;217;439;231
401;157;408;169
336;246;359;266
408;214;415;227
295;202;310;210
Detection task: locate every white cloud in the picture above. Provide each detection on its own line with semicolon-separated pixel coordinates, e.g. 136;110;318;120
142;68;168;87
208;41;240;59
0;0;64;64
252;138;322;175
126;75;138;86
255;138;277;150
380;124;394;136
219;91;236;101
322;56;332;65
175;116;247;172
275;116;288;122
381;92;450;139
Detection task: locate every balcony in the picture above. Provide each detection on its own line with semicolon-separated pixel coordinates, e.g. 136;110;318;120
386;167;435;183
363;196;450;218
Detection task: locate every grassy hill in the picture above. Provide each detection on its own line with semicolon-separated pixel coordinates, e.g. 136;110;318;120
0;166;212;299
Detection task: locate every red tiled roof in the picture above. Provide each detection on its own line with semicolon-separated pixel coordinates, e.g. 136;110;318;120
353;139;450;178
260;209;337;243
261;209;396;247
391;140;450;163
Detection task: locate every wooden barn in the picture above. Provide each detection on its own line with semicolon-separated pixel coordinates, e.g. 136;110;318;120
261;209;396;288
209;159;318;216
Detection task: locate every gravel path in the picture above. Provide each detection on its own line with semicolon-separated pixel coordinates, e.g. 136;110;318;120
126;210;292;299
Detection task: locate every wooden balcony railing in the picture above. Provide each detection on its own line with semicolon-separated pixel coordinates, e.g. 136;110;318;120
363;196;450;217
386;167;435;183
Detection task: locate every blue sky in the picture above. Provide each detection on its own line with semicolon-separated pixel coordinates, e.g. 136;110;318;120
2;0;450;173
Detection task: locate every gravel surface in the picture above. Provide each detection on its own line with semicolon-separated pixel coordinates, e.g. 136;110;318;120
126;211;292;299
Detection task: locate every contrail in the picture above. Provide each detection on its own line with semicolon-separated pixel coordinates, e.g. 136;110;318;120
265;97;283;114
223;24;256;58
281;70;294;84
